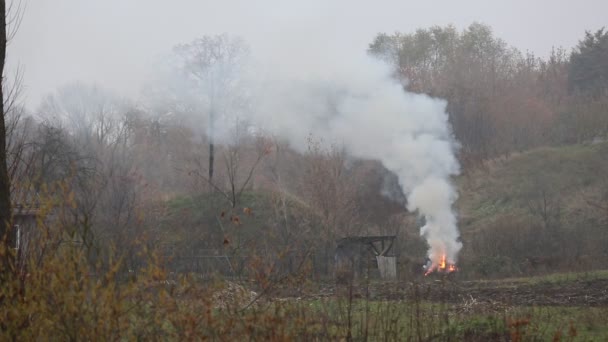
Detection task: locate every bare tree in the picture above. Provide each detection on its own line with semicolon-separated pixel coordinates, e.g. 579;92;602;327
223;134;270;207
298;137;364;276
301;138;362;239
173;34;249;187
0;0;24;280
526;179;561;233
36;83;142;259
0;0;12;276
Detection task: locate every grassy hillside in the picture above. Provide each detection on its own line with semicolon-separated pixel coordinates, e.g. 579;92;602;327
458;141;608;229
456;141;608;277
160;191;288;252
158;141;608;278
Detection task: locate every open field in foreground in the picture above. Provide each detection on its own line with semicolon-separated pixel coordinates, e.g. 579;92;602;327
250;270;608;341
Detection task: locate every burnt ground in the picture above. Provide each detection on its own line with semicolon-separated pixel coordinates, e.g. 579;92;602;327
273;276;608;308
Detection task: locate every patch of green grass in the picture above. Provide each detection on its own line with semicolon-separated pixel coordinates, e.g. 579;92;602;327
506;306;608;341
268;296;608;341
459;141;608;230
159;190;314;255
474;269;608;287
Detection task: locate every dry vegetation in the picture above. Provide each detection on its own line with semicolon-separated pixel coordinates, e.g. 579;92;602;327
3;231;608;341
1;10;608;341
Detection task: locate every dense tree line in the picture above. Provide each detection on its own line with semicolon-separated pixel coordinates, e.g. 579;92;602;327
1;25;607;279
369;23;608;164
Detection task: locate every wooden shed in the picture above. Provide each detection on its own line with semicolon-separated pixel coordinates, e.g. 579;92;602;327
334;235;397;282
11;204;41;257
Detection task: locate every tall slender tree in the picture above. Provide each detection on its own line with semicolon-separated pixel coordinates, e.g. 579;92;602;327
173;34;249;187
569;28;608;97
0;0;13;273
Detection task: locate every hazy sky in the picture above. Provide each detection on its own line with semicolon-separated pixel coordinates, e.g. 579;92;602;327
8;0;607;108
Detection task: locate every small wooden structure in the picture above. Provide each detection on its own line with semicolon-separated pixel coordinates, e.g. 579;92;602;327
9;184;41;244
13;205;39;244
334;235;397;282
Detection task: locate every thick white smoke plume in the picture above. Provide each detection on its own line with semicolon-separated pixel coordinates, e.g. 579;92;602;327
248;54;462;267
144;35;462;267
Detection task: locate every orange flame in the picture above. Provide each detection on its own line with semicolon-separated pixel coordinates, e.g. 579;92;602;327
424;253;457;276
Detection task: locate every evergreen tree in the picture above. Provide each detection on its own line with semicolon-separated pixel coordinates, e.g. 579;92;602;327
569;28;608;97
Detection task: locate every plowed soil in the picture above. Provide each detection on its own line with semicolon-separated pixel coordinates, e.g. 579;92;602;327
280;276;608;308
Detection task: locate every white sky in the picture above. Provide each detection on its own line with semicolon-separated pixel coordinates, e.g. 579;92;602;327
8;0;608;108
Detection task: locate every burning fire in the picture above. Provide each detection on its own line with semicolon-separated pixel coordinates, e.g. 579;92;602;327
424;254;457;276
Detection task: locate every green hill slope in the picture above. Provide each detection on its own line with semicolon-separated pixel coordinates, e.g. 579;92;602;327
156;141;608;278
457;141;608;276
459;141;608;229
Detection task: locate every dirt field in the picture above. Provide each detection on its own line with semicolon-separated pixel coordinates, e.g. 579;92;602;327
280;273;608;308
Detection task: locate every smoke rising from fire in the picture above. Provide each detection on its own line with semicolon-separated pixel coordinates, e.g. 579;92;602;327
245;53;462;266
16;0;465;265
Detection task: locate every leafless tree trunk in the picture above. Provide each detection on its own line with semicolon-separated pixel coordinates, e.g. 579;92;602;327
190;134;269;208
0;0;13;277
208;107;214;187
173;34;249;189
